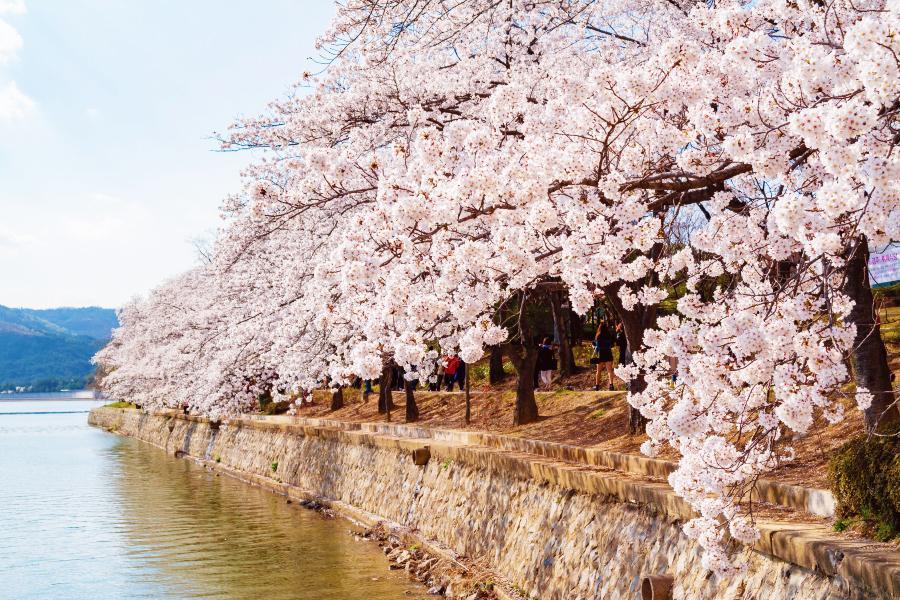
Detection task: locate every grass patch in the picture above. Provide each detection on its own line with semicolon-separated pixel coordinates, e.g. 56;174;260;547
879;305;900;344
104;401;135;409
589;408;606;419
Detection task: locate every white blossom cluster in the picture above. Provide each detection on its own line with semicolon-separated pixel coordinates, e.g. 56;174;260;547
95;0;899;576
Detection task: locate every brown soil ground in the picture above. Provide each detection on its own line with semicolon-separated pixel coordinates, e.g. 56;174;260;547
294;326;900;493
302;386;869;490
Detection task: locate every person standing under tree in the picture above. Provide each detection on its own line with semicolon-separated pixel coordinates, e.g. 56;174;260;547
615;322;628;365
615;321;632;391
537;337;557;388
444;355;463;391
593;320;616;391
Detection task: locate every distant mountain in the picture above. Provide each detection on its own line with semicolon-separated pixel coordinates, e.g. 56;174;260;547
0;305;118;392
21;307;120;340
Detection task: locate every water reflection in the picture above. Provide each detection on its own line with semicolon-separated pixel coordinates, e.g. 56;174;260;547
0;402;425;599
108;438;424;599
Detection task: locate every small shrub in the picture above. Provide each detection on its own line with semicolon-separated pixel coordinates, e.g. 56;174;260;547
832;519;849;532
271;461;279;473
828;433;900;540
875;521;897;542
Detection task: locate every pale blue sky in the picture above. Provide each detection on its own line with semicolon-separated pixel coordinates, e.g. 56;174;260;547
0;1;335;308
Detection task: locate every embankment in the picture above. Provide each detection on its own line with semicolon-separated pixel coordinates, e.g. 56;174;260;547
89;407;900;600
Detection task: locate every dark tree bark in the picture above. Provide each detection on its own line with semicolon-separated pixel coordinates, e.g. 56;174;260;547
378;363;395;416
489;345;506;384
330;386;344;411
404;378;419;422
570;310;585;346
843;239;898;433
604;243;666;435
605;281;658;435
549;290;577;377
464;367;471;425
507;342;540;425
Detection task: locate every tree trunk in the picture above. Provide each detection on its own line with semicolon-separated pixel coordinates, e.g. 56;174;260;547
843;238;898;432
489;345;506;384
378;363;395;416
330;386;344;411
549;290;577;377
404;378;419;422
507;343;539;425
571;310;585;346
464;366;471;425
605;282;657;435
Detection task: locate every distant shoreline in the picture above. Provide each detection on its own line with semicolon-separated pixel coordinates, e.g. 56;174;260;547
0;391;102;401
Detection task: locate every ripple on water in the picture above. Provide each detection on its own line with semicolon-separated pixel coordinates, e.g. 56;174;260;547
0;403;428;599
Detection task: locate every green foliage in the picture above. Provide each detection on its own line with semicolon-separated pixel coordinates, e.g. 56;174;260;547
271;461;279;473
878;306;899;344
828;433;900;540
875;521;897;542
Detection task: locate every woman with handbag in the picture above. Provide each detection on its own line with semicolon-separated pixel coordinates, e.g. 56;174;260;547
592;320;616;391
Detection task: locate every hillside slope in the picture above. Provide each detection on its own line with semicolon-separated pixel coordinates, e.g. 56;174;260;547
0;306;118;391
22;307;119;339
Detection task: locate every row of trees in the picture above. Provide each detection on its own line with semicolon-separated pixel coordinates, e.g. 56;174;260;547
95;0;899;576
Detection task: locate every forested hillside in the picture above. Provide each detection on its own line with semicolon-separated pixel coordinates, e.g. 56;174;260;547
0;306;118;392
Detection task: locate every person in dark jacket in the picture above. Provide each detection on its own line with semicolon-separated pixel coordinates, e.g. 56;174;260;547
537;337;558;388
615;322;629;365
593;320;616;391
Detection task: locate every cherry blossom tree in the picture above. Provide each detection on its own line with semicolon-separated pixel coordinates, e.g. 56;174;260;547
97;0;899;577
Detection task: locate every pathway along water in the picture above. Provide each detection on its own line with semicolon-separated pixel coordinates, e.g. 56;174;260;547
0;398;427;599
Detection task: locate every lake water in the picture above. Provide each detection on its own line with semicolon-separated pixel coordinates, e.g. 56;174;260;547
0;398;426;599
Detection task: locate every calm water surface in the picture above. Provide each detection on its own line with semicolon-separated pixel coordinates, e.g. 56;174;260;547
0;398;426;599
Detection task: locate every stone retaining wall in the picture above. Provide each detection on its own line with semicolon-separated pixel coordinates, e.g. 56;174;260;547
89;408;892;600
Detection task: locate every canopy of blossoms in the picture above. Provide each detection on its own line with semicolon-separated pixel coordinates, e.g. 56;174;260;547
95;0;899;577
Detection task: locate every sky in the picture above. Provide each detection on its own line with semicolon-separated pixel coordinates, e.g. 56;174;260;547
0;1;335;309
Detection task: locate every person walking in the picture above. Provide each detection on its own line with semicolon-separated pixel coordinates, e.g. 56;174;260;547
593;320;616;391
537;337;557;388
